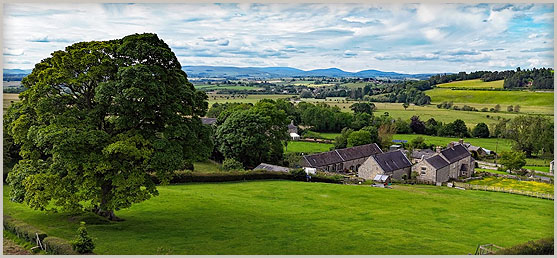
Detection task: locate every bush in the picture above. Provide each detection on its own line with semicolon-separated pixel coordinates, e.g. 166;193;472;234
495;237;553;255
3;215;47;243
290;168;307;180
222;158;244;171
43;237;78;255
71;222;95;254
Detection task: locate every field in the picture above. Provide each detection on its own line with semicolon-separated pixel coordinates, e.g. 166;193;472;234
194;84;262;91
285;141;333;153
436;79;504;89
3;181;553;255
392;134;514;152
426;88;554;108
523;166;550;173
3;93;20;112
467;177;554;194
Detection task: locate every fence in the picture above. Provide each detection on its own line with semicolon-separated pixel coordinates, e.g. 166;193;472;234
453;182;554;200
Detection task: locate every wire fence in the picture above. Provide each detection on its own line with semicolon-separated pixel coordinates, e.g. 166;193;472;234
453;182;554;200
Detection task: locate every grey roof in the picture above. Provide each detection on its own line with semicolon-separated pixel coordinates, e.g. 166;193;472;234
425;155;450;169
288;121;297;129
372;150;412;173
201;118;217;125
411;149;436;159
440;144;470;163
302;143;382;168
254;163;290;173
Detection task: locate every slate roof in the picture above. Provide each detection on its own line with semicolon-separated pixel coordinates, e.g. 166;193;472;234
288;121;297;129
440;144;470;163
425;155;450;169
411;149;436;159
254;163;290;173
372;150;412;173
302;143;382;168
201;117;217;125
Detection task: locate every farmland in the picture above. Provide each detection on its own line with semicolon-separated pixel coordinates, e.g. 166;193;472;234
285;141;333;153
3;181;553;255
467;177;554;194
426;88;554;108
392;134;514;153
436;79;504;89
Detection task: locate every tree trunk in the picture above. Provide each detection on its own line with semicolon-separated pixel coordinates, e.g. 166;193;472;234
93;182;124;221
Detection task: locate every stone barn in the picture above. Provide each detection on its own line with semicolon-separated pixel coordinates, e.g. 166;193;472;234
300;143;383;173
413;155;450;183
358;150;412;180
412;143;474;183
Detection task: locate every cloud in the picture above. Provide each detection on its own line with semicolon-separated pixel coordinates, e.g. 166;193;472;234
3;3;554;73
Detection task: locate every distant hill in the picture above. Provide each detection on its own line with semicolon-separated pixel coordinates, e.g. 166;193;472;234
182;66;435;79
3;67;435;81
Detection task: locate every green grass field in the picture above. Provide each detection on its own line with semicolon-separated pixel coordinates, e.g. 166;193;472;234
195;85;262;91
285;141;333;153
436;79;504;89
427;88;554;107
523;166;551;173
3;181;553;255
467;177;554;194
393;134;514;152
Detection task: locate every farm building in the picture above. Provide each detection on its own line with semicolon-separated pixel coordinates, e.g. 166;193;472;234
300;143;383;173
254;163;290;173
288;121;298;134
358;150;413;180
412;143;475;183
448;140;488;158
410;149;436;163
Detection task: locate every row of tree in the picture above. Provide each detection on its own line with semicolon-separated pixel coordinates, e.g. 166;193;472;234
427;67;554;89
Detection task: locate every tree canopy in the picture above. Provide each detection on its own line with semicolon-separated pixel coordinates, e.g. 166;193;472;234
4;33;211;220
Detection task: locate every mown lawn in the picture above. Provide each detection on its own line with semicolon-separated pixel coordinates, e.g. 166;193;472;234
3;181;553;255
467;177;554;194
285;141;333;153
436;79;504;89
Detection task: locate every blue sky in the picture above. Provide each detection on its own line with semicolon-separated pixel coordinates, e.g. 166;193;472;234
3;3;554;74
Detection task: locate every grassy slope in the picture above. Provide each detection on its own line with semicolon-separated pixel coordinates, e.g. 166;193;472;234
427;88;554;107
285;141;333;153
393;134;514;152
436;79;504;89
467;177;554;194
3;181;553;255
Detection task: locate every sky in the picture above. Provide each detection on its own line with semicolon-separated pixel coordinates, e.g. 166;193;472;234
3;3;554;74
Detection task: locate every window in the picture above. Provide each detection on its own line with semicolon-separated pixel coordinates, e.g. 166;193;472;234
421;167;426;171
350;165;354;171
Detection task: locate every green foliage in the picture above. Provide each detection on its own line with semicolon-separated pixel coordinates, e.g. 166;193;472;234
289;168;307;180
471;122;490;138
347;130;372;147
499;151;526;171
4;33;211;219
43;237;78;255
71;222;95;254
495;237;554;255
223;158;244;171
438;119;470;138
505;115;554;157
349;102;375;114
409;136;428;149
334;127;354;149
409;116;425;134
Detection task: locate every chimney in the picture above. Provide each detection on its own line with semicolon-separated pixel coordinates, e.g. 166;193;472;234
459;139;464;145
436;146;442;153
449;142;454;148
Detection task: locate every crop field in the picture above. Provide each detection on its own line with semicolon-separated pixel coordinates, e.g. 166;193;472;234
341;82;368;89
393;134;514;152
194;85;262;91
206;94;293;106
436;79;504;89
3;93;20;112
426;88;554;108
3;181;553;255
285;141;333;153
467;177;554;194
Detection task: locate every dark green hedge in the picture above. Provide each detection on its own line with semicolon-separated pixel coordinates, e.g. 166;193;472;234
43;236;78;255
150;170;344;184
495;237;554;255
3;215;47;243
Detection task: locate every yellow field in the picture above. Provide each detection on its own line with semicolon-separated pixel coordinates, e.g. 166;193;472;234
436;79;504;89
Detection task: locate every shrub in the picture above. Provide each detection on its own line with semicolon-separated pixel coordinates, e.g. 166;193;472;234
3;215;47;243
290;168;307;180
495;237;553;255
43;236;78;255
222;158;244;171
71;222;95;254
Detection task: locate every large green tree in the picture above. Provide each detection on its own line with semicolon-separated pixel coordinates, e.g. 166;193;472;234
505;115;554;157
5;33;211;220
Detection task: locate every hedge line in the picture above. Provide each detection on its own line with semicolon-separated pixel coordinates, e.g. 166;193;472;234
3;215;78;255
495;237;554;255
150;170;344;185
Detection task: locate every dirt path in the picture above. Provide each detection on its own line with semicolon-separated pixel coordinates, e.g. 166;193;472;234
3;237;32;255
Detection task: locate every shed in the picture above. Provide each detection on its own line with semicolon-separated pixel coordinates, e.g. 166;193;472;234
373;174;391;183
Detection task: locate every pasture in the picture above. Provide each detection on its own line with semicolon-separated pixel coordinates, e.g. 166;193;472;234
436;79;504;89
194;84;262;91
3;181;553;255
467;177;554;194
285;141;333;153
426;88;554;108
392;134;514;153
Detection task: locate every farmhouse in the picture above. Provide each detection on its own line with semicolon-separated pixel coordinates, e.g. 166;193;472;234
358;150;412;180
412;143;474;183
300;143;383;173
